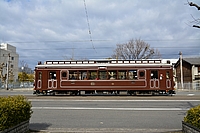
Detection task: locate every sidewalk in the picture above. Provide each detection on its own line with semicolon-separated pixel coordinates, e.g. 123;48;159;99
29;128;182;133
0;87;33;91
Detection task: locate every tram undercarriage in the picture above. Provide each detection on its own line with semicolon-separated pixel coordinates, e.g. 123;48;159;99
33;89;175;96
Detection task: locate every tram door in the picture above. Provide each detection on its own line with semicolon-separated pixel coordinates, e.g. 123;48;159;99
37;72;42;89
166;71;171;88
48;71;57;89
150;70;159;89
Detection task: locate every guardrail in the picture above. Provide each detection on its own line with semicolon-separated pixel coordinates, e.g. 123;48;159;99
176;82;200;91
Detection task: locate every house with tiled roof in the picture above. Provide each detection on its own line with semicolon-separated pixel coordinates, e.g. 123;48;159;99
174;57;200;89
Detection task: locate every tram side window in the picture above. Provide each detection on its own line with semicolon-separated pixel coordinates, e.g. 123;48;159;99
88;71;97;80
108;71;117;80
61;71;68;80
128;70;137;80
166;71;170;79
118;71;127;80
62;72;67;77
49;71;56;79
38;72;42;80
151;70;158;79
139;70;145;79
79;71;87;80
99;71;107;80
69;71;78;80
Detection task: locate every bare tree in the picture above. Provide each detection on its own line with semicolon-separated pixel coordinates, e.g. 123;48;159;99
112;39;161;60
187;1;200;28
20;60;29;73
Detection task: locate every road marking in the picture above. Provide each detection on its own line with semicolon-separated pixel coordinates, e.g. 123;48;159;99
187;94;195;96
32;107;190;111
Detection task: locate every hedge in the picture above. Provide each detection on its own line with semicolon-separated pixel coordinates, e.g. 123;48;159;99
184;104;200;129
0;95;33;131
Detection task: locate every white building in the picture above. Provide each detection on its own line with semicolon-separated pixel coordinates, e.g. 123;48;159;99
0;43;19;82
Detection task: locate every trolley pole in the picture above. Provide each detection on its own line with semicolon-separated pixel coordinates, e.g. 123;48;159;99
179;52;184;89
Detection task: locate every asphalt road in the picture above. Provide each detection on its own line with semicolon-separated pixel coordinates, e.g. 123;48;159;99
29;99;199;132
1;89;200;133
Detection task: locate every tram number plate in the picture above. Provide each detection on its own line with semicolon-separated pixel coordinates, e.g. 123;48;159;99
91;82;95;85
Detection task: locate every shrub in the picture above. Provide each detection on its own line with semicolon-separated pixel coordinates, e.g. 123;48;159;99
0;95;33;131
184;104;200;129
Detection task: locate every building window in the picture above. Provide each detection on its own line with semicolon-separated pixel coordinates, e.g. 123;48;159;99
11;57;14;60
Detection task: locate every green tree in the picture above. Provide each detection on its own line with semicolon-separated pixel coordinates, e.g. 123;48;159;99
18;72;29;82
27;73;34;82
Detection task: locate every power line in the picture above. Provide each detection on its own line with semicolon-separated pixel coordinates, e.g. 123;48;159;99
17;52;200;58
83;0;96;52
5;38;200;44
15;46;199;51
6;40;112;44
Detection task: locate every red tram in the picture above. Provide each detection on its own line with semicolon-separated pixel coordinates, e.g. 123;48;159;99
33;59;175;95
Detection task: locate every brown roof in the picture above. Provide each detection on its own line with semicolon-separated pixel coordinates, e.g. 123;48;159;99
174;57;200;68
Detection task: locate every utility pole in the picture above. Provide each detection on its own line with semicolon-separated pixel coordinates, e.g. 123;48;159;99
5;53;10;90
179;52;184;89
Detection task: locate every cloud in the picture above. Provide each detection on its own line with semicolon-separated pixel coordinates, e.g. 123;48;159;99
0;0;199;69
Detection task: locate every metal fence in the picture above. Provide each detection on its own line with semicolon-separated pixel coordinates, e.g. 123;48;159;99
176;82;200;91
0;81;34;89
1;81;200;91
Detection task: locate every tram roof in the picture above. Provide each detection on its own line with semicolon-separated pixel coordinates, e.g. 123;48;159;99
36;59;172;68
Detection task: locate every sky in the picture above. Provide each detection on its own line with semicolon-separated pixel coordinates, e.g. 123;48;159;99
0;0;199;69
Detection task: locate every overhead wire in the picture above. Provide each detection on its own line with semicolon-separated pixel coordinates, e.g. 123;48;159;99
15;46;199;51
83;0;96;53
